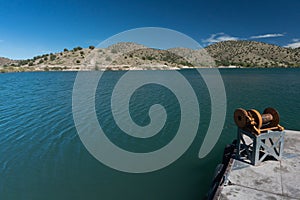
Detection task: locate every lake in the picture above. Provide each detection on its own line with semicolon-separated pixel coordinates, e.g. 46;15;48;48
0;68;299;200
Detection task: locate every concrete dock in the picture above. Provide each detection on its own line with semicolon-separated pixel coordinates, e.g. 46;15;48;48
216;130;300;200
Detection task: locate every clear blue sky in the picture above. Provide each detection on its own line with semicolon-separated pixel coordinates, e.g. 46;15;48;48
0;0;299;59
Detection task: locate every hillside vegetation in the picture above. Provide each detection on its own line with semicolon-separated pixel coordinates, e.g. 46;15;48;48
205;40;300;67
0;41;299;72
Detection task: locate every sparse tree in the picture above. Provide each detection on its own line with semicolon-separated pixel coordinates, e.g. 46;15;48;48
111;49;117;54
73;46;83;51
50;54;56;61
105;56;112;61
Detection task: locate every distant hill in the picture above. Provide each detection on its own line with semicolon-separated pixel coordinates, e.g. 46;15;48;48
1;41;300;72
0;57;14;66
205;40;300;67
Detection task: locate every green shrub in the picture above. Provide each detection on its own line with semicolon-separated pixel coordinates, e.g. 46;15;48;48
50;54;56;61
52;67;62;70
64;48;69;52
76;60;81;64
111;49;117;54
73;46;83;51
179;61;193;67
146;56;154;60
89;45;95;50
18;60;29;66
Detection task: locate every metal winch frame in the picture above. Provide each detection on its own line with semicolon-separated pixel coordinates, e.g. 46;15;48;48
234;107;285;165
236;128;285;165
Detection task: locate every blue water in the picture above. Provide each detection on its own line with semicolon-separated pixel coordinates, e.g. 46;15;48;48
0;69;299;200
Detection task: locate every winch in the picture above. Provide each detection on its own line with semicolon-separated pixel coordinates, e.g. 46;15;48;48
234;107;284;134
234;107;285;165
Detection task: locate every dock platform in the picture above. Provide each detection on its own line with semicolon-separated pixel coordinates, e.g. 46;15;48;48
216;130;300;200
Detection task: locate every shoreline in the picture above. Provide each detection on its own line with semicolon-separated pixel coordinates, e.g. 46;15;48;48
1;65;299;74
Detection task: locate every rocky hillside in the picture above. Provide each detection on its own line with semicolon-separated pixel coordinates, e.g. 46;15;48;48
1;41;300;72
205;40;300;67
0;57;14;66
84;43;199;70
0;42;200;72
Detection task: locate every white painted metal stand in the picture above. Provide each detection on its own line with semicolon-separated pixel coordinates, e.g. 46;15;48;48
237;128;285;165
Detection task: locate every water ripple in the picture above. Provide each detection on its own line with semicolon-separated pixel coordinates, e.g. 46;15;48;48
0;70;299;200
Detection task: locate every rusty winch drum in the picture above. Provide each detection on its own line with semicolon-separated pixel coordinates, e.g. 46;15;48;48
234;107;284;134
